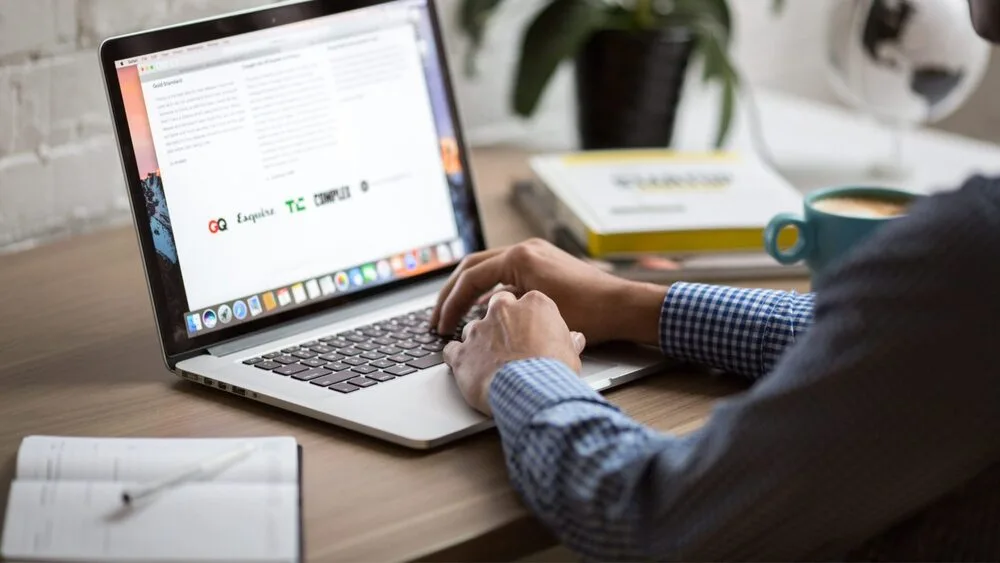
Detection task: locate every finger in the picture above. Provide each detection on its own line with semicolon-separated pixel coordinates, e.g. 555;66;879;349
475;284;523;305
431;248;505;327
437;254;508;335
443;340;461;366
486;290;517;312
462;319;479;341
570;331;586;354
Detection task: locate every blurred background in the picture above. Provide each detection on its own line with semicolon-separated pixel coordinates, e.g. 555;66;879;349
1;0;998;252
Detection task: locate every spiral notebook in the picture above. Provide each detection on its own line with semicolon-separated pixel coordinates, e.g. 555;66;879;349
1;435;303;563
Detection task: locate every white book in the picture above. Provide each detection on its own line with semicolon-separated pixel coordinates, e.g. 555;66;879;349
1;436;301;563
528;150;803;258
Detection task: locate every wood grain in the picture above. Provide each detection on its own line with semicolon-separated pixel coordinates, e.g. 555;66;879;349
0;147;809;562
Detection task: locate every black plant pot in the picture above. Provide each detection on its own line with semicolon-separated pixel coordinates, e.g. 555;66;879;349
574;28;694;150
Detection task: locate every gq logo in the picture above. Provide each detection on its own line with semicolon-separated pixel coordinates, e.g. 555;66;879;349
207;218;228;234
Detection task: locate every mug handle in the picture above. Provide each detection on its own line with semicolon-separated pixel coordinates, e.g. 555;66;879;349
764;213;811;265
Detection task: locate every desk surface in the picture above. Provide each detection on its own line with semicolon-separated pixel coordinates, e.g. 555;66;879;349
0;147;808;562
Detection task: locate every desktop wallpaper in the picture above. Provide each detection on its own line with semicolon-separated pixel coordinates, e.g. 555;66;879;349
117;2;480;349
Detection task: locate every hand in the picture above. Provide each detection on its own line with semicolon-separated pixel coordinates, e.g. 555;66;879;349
443;290;586;415
432;238;668;345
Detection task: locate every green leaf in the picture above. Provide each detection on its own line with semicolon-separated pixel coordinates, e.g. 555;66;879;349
458;0;505;76
715;73;737;148
693;21;738;147
513;0;607;117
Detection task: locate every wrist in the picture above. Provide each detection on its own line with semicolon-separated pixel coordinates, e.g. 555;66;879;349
604;281;669;346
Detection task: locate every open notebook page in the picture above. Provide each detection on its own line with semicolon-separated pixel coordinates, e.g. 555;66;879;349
15;436;298;485
2;481;299;562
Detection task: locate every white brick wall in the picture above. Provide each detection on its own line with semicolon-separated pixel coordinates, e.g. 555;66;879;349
1;0;998;251
0;0;273;251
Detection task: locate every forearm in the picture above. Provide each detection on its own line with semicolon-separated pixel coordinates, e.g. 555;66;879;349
489;359;677;560
659;282;815;380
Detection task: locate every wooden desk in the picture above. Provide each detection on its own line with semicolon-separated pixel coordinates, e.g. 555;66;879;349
0;147;808;562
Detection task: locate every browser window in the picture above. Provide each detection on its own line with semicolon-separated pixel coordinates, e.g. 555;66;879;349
114;1;474;340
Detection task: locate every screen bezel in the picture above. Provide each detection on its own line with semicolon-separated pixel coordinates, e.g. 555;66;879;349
98;0;485;367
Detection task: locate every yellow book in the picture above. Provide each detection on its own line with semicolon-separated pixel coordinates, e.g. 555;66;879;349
528;149;802;258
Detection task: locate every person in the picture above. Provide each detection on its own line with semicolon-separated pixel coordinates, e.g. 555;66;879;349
432;3;1000;559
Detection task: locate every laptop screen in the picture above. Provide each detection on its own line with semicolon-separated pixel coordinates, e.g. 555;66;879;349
108;0;481;353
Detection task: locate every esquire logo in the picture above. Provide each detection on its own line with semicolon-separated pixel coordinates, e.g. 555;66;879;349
237;207;276;225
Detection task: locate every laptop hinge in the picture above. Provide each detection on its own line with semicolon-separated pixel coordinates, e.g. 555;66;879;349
206;277;446;358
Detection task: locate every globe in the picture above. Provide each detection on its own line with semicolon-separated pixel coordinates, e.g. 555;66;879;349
826;0;991;126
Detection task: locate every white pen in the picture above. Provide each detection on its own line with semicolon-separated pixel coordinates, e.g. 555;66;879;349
121;442;257;505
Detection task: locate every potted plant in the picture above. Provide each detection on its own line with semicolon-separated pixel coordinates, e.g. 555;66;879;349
458;0;784;149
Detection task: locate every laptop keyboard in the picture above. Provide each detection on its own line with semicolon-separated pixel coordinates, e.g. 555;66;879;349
240;305;484;394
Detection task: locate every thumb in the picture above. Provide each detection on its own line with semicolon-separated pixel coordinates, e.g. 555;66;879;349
570;331;586;354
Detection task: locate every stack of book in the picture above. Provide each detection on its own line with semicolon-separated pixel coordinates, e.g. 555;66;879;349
512;149;808;282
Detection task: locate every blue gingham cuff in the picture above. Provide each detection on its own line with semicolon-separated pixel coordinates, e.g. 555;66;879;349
660;281;815;379
489;358;615;439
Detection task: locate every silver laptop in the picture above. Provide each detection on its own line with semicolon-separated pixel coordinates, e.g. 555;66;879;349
99;0;668;449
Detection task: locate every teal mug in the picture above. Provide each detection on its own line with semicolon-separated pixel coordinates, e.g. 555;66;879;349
764;186;921;282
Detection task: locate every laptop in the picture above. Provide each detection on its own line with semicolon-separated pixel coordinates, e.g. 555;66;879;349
98;0;668;449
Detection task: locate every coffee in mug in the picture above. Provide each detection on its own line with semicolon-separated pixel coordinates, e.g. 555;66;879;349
811;196;909;219
764;186;922;283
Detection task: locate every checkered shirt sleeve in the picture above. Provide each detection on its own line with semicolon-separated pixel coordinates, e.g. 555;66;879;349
660;282;815;379
488;283;815;559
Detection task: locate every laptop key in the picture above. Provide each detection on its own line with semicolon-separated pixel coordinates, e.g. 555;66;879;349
406;349;430;358
300;358;327;368
292;368;331;381
262;352;282;359
274;355;298;365
329;382;359;394
292;350;317;359
360;328;384;338
360;351;384;360
413;334;437;344
309;344;334;354
351;365;378;375
338;347;362;356
342;357;367;366
325;338;350;349
388;354;411;363
301;341;319;347
255;360;282;370
318;335;339;342
368;373;395;382
423;342;445;352
355;342;378;352
345;334;367;343
378;346;402;355
390;331;410;340
370;359;396;369
373;336;395;346
310;371;357;387
348;376;377;387
385;364;417;376
396;341;419;350
281;347;300;353
243;357;263;365
274;363;309;376
324;361;351;371
319;353;345;362
407;353;444;370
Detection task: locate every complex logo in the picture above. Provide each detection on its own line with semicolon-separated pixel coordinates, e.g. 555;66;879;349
208;218;228;233
284;197;307;213
314;186;351;207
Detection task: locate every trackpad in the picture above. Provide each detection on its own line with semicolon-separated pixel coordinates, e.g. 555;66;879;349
580;355;617;377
